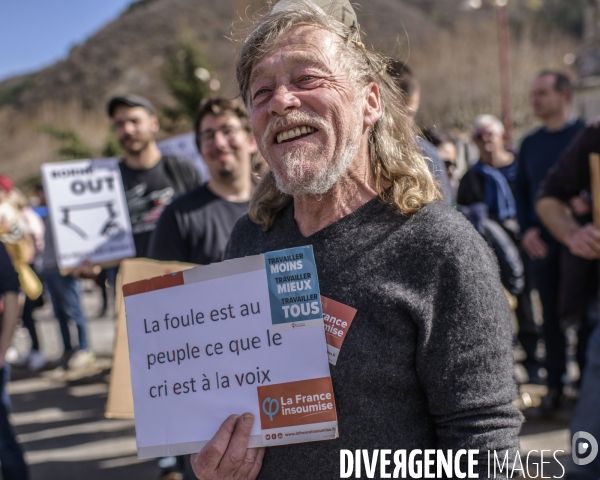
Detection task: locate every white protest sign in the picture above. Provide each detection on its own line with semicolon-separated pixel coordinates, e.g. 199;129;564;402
157;132;209;181
41;158;135;270
124;246;337;459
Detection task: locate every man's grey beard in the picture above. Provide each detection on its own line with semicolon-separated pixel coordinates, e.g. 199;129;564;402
261;111;362;196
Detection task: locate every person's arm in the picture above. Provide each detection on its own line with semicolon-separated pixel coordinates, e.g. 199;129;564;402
514;146;548;259
0;292;18;369
537;197;600;259
536;124;600;259
419;225;522;477
455;171;470;206
148;204;188;262
0;242;21;368
515;147;531;234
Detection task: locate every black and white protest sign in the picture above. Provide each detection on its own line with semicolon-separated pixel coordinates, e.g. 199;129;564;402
41;158;135;270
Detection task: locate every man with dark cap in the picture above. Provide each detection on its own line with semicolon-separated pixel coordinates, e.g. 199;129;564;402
149;98;259;265
107;94;201;257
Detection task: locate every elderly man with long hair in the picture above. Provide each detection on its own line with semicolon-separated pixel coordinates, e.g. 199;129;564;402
190;1;522;478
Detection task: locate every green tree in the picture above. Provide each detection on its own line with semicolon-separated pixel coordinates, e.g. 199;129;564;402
38;126;93;160
532;0;586;36
17;173;43;193
513;0;587;37
0;75;36;108
161;39;212;131
102;130;124;158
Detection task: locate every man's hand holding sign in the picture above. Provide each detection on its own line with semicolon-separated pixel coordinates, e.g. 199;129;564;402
190;414;264;480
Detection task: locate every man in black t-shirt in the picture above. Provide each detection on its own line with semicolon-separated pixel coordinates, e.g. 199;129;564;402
148;98;258;265
148;98;258;479
107;94;201;257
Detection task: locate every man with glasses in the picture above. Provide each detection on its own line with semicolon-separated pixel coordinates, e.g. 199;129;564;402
107;94;201;258
149;98;258;265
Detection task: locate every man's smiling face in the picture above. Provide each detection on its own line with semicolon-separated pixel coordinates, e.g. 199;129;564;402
249;25;366;196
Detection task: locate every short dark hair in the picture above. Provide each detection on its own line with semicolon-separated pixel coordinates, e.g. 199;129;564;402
387;60;420;102
194;98;251;149
421;128;455;148
537;70;572;99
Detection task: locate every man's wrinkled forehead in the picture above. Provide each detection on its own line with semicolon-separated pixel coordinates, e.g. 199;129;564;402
250;26;340;84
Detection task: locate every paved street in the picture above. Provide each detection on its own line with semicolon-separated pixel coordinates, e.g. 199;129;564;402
10;282;159;479
7;282;579;479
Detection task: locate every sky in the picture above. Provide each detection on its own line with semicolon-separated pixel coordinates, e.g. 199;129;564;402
0;0;134;82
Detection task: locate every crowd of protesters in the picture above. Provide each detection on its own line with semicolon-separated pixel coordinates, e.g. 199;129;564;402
0;7;599;480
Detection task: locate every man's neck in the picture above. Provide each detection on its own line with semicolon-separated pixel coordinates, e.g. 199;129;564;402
124;142;162;170
480;149;514;169
543;109;571;133
293;158;377;237
207;175;253;203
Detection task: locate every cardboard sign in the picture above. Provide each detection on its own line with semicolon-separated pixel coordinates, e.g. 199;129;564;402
124;246;337;459
106;258;196;420
321;296;357;365
41;159;135;270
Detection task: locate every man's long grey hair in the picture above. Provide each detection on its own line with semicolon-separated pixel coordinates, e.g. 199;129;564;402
236;0;441;231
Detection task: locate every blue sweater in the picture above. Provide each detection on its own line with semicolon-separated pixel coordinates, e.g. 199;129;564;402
515;119;585;233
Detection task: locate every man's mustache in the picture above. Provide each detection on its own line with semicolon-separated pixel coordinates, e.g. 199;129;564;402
261;111;329;148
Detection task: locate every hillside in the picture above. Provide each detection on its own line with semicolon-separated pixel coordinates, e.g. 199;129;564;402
0;0;580;184
0;0;440;110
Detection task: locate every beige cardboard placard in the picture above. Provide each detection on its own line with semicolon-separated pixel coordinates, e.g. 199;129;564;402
105;258;196;419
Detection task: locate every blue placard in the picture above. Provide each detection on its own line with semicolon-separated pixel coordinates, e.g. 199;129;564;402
264;246;323;325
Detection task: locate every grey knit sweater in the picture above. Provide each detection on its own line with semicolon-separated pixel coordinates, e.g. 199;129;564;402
225;198;523;479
